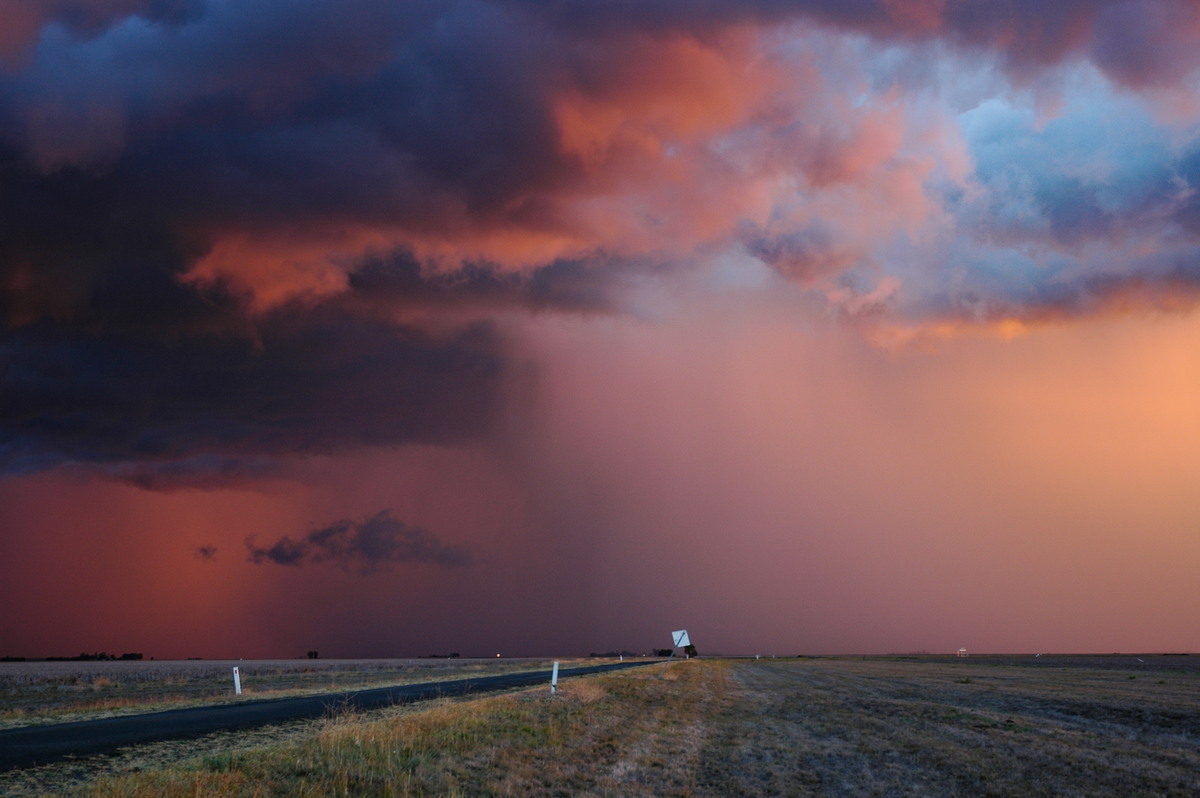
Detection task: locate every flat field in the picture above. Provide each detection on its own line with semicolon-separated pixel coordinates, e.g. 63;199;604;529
3;655;1199;796
702;656;1200;796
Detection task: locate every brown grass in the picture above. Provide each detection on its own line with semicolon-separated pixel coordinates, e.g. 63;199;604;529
78;660;728;797
698;658;1200;796
4;657;1200;796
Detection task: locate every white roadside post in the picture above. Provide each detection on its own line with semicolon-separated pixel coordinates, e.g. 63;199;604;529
660;629;691;678
550;661;559;694
232;666;242;695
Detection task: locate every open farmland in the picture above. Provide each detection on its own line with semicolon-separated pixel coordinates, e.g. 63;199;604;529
2;655;1199;796
701;656;1200;795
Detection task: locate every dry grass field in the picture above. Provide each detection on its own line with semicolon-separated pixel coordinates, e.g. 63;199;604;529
700;657;1200;796
3;655;1199;796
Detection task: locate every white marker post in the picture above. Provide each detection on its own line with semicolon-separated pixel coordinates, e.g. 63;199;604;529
660;629;692;677
550;661;559;694
232;666;242;695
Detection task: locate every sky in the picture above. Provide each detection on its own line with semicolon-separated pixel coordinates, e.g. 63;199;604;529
3;0;1200;659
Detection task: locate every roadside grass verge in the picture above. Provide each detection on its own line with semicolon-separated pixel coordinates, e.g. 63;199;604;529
79;660;728;797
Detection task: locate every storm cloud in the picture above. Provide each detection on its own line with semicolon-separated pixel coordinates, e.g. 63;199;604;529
5;0;1200;486
0;305;504;482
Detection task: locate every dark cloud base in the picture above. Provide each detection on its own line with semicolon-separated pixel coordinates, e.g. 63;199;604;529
0;300;506;483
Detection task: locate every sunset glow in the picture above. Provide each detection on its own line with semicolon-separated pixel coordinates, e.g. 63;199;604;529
3;1;1200;658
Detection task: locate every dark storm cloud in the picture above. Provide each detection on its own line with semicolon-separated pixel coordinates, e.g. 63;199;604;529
0;0;636;324
0;0;558;206
524;0;1200;90
0;305;504;480
345;251;617;315
246;510;473;570
3;0;1200;487
0;1;1182;297
0;0;1171;228
101;454;286;491
0;0;203;67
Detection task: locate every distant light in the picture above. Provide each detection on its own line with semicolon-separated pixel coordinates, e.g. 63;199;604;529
496;653;501;658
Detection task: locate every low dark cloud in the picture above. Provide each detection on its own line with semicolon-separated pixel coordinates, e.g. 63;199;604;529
194;544;217;560
246;510;473;570
0;303;504;482
345;251;616;316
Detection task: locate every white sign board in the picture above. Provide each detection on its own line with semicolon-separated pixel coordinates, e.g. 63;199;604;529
672;629;691;648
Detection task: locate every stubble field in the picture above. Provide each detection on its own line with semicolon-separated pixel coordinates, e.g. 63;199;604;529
2;655;1199;796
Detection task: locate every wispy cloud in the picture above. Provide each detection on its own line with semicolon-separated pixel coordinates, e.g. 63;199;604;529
246;511;473;571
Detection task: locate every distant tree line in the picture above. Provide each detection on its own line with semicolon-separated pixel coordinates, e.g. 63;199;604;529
591;648;700;658
646;645;699;658
43;652;143;661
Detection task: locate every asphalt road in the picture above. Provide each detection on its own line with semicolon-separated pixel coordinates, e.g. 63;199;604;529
0;660;656;772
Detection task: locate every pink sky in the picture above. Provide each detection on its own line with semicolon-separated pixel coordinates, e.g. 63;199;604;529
3;1;1200;657
5;284;1200;657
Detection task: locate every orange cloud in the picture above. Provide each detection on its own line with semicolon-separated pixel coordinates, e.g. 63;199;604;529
184;234;356;312
553;31;763;168
188;24;966;315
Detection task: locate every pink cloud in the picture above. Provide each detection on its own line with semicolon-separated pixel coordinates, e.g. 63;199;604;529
1090;0;1200;89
